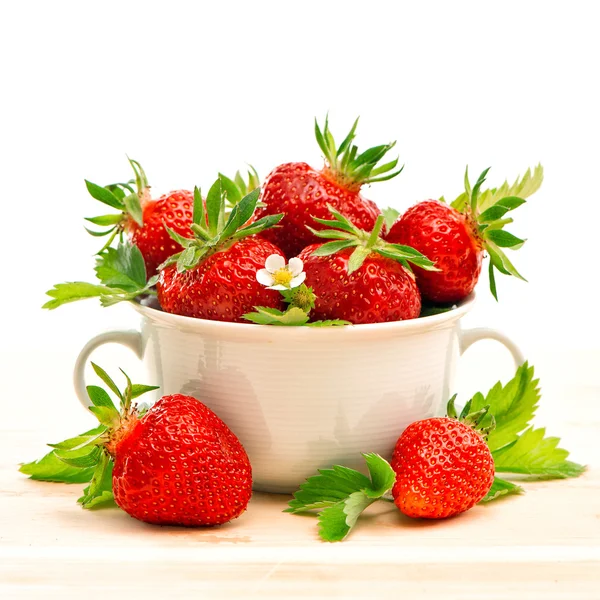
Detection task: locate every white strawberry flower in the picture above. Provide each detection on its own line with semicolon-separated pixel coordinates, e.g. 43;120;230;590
256;254;306;290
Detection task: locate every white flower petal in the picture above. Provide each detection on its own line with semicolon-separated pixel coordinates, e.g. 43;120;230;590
265;254;285;273
288;257;304;277
256;269;275;287
267;284;288;291
289;272;307;288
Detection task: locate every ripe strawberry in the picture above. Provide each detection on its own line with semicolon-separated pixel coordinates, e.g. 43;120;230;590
391;398;495;519
298;209;437;324
157;177;285;322
387;166;543;302
37;365;252;526
110;393;252;526
85;160;260;276
254;116;401;257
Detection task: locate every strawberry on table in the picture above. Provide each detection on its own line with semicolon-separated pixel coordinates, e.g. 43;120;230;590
21;364;252;526
157;179;286;322
255;116;401;257
386;165;543;302
298;209;437;324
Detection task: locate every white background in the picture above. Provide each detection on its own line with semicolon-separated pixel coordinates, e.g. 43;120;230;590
1;1;599;404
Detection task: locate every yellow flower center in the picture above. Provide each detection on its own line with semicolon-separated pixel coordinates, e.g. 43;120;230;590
272;267;293;287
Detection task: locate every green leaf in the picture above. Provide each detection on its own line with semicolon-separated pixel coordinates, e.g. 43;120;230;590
20;450;95;483
55;445;103;468
468;362;540;452
205;178;223;236
123;193;143;227
130;384;160;399
362;453;396;498
78;451;115;509
95;243;148;291
85;180;124;210
232;213;284;239
493;427;586;479
48;428;107;452
488;259;498;301
43;282;121;310
382;207;400;230
91;362;123;402
86;385;117;410
311;240;357;257
307;320;351;327
84;214;123;226
480;476;524;503
88;405;120;427
219;173;242;206
193;186;205;227
85;226;117;237
243;306;310;326
485;229;526;249
318;492;375;542
487;242;527;281
347;246;371;274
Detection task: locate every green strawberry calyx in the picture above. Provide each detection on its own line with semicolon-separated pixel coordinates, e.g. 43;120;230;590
448;165;544;300
160;176;284;273
218;166;261;209
307;207;439;274
84;157;150;253
446;395;496;439
19;363;158;509
315;115;403;192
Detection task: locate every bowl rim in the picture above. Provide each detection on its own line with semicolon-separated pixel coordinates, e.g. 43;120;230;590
131;293;476;340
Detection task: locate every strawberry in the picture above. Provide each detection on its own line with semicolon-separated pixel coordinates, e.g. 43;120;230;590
157;177;285;322
386;165;543;302
26;364;252;526
254;116;401;257
84;160;260;275
297;209;436;324
391;398;495;519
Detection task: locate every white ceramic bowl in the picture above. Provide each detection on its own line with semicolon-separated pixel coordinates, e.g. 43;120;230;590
73;294;522;493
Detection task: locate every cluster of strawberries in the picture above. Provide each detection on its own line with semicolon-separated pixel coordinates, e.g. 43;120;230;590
62;116;541;324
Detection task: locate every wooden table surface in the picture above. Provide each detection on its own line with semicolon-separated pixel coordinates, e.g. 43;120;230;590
1;349;599;599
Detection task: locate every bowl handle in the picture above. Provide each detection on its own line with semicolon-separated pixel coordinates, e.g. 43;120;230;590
73;330;143;409
459;327;524;367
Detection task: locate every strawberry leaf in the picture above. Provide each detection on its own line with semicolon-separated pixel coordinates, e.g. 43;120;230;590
492;427;586;479
19;450;96;483
468;362;540;452
123;193;143;227
95;243;147;291
243;306;310;326
85;180;124;210
307;320;350;327
382;207;400;230
480;476;524;503
43;282;122;309
286;454;395;542
78;451;115;509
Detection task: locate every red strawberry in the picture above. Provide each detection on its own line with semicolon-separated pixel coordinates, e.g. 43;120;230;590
387;200;482;303
85;160;260;276
157;177;285;322
391;399;495;519
254;116;401;257
109;393;252;526
37;365;252;526
387;166;542;302
298;209;436;324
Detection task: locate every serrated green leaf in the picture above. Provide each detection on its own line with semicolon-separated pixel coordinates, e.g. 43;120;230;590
85;180;124;210
43;282;121;310
493;427;586;479
20;450;95;483
480;476;524;503
318;492;375;542
468;362;540;452
95;243;148;291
